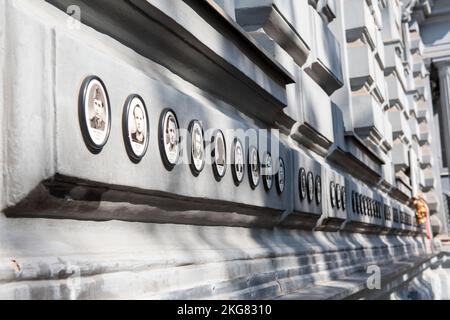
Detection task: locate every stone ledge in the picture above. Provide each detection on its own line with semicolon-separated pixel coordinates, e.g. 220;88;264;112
276;253;437;300
0;217;426;299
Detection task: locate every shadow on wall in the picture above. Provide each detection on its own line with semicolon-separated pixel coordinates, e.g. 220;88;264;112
421;20;450;46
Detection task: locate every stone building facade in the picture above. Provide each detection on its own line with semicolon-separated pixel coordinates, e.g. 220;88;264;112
0;0;449;299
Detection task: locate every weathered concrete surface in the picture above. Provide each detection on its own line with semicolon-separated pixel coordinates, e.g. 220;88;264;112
388;250;450;300
0;214;426;299
277;253;437;300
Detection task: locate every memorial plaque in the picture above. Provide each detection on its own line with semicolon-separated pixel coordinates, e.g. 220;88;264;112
330;181;336;208
231;138;245;185
262;152;273;191
384;205;391;221
248;146;260;189
211;129;227;181
79;76;111;153
358;194;363;215
122;94;149;163
363;197;368;215
276;157;285;194
335;184;341;209
352;191;356;213
372;200;376;217
188;120;206;176
299;168;307;200
315;175;322;205
159;109;180;170
307;171;314;203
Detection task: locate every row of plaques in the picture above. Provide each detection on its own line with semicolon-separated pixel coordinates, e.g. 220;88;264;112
78;76;286;194
298;168;322;205
351;191;382;219
330;181;346;211
387;207;413;226
297;169;347;211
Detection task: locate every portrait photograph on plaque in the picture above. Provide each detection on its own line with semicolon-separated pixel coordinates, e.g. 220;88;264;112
231;138;245;186
307;171;314;203
248;146;260;189
211;129;227;181
78;75;111;154
352;191;357;213
299;168;307;201
275;157;285;194
122;94;149;163
359;194;363;215
159;109;180;170
336;184;341;209
262;152;273;191
330;181;336;208
341;187;346;210
315;175;322;205
362;196;367;215
188;120;206;176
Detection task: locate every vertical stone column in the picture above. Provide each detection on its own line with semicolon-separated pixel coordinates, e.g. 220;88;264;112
437;61;450;171
434;60;450;235
0;0;5;210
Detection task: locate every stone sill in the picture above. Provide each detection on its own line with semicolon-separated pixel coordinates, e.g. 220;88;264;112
276;253;437;300
0;216;427;300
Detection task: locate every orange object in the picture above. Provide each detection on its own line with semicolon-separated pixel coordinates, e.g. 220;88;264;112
413;196;428;225
413;195;432;243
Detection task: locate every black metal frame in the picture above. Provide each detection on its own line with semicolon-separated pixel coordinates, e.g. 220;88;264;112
122;94;150;163
78;75;112;154
188;120;206;177
211;129;227;182
158;108;181;171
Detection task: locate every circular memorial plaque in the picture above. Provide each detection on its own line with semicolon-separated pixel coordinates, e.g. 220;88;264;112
262;152;273;191
159;109;180;171
211;129;227;181
188;120;206;176
352;191;356;213
248;146;260;189
276;157;285;194
372;200;376;217
231;138;245;186
335;184;341;209
315;175;322;205
307;171;314;203
122;94;149;163
79;76;111;154
330;181;336;208
358;194;363;215
341;186;346;210
299;168;307;201
363;196;367;215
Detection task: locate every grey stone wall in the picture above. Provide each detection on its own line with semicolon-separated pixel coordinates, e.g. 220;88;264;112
0;0;448;299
